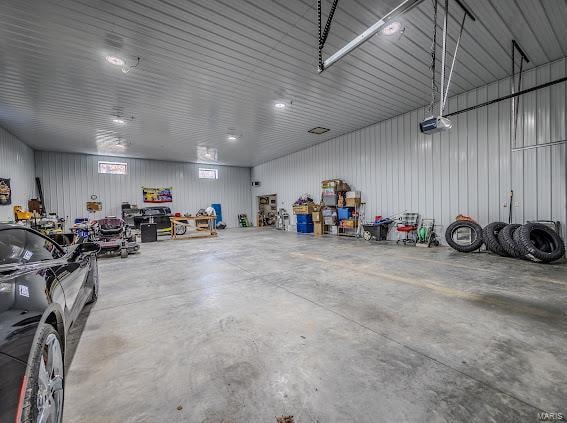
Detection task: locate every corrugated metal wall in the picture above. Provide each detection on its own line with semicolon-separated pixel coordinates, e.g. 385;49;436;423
35;152;252;228
0;126;35;222
252;58;567;241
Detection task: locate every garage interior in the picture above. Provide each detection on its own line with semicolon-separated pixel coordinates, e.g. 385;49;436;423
1;0;566;421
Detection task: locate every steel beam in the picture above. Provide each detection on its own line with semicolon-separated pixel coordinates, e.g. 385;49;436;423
319;0;425;73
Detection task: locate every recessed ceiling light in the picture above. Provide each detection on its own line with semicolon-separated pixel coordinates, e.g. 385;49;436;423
106;55;125;66
274;103;286;109
381;21;402;36
227;135;238;141
112;118;125;125
308;127;330;134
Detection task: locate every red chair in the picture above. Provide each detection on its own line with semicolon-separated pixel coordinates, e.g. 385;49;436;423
395;213;419;245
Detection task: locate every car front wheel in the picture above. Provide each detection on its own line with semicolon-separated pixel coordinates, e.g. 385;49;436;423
20;324;64;423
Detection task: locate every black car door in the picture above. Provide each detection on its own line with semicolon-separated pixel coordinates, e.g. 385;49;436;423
50;246;90;326
18;230;88;326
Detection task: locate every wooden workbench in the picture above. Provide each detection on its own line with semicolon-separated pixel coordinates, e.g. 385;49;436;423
169;216;217;240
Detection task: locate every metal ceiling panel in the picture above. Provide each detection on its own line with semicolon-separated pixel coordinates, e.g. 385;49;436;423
0;0;565;166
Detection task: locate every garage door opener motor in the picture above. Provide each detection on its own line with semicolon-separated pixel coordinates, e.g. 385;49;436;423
420;0;475;135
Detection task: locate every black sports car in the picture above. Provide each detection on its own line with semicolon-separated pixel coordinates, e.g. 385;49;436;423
0;224;99;422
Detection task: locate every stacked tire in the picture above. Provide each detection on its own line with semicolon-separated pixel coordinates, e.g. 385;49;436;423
445;220;565;264
513;223;565;263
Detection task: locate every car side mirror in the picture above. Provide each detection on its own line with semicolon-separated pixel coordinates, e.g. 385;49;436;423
69;242;100;260
78;242;101;254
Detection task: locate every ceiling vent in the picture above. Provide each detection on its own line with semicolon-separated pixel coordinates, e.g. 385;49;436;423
308;127;330;134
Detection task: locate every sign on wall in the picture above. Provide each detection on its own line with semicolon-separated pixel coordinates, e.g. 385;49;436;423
0;178;11;205
143;187;172;203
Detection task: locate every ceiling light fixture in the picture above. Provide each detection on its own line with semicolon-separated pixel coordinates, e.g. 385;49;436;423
381;21;402;36
274;103;286;109
105;55;125;66
227;135;238;141
112;118;125;125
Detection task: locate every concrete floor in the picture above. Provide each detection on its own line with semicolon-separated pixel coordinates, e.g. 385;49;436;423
63;228;567;422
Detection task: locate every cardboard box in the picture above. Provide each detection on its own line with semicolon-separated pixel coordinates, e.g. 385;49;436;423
346;198;361;207
314;221;324;235
346;191;361;198
312;211;322;222
341;219;358;228
293;203;316;215
329;225;338;235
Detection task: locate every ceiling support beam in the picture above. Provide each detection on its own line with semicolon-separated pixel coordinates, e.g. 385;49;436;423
443;76;566;118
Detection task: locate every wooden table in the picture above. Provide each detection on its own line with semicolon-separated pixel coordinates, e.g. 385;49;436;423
169;216;217;240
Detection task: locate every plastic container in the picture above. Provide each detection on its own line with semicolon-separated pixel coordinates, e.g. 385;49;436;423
297;223;314;233
296;214;313;224
338;207;351;220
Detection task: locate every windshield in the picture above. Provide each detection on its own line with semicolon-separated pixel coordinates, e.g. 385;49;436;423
0;228;64;265
144;208;170;215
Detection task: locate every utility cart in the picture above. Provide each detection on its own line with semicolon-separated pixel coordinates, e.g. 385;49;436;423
362;218;392;241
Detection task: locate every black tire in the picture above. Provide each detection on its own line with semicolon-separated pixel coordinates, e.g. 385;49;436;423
498;224;523;258
429;234;440;247
482;222;509;256
445;221;484;252
514;223;566;263
20;324;64;423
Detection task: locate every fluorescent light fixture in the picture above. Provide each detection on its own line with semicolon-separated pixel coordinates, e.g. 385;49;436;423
381;21;402;36
308;127;330;134
112;118;125;125
274;103;286;109
105;55;125;66
227;135;238;141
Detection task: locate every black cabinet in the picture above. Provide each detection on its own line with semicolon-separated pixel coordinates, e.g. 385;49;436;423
140;223;158;243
